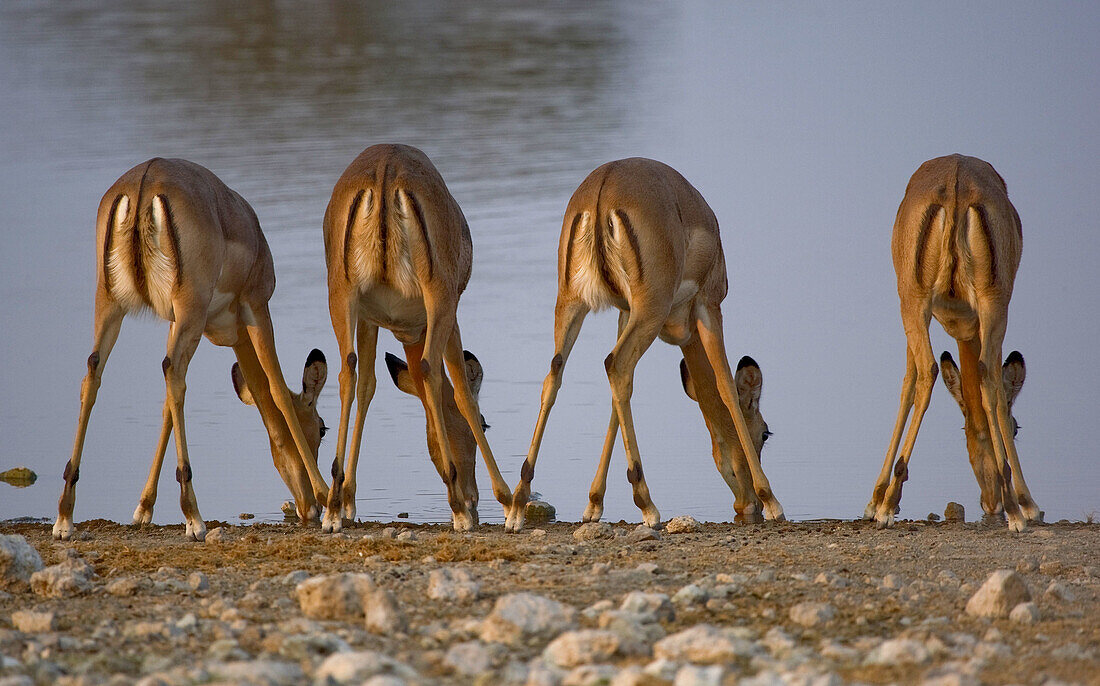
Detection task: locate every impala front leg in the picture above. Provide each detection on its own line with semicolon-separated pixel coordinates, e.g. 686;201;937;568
507;298;589;532
247;304;335;530
133;399;172;525
695;304;784;522
421;306;473;531
444;324;512;514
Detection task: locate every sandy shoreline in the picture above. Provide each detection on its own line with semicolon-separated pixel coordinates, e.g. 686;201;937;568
1;518;1098;685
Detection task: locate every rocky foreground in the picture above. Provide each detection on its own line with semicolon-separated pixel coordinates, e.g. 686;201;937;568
0;517;1097;686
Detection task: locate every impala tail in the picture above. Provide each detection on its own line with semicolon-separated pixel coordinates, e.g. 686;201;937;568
342;178;434;299
565;207;644;311
102;165;181;319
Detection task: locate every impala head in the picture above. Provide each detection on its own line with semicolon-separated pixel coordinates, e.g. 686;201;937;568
940;349;1025;514
940;350;1025;438
680;355;771;455
231;349;329;463
384;350;487;504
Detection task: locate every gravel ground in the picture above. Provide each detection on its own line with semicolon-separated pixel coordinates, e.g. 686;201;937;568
0;516;1097;686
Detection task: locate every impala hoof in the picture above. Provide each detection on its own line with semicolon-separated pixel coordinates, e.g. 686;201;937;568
862;501;878;520
873;510;894;529
1007;511;1027;533
132;505;153;526
186;519;207;542
322;509;342;533
641;506;661;529
452;509;475;532
581;502;603;523
764;501;785;522
504;507;525;533
52;518;73;541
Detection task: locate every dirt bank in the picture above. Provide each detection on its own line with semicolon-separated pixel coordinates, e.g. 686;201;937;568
1;518;1097;685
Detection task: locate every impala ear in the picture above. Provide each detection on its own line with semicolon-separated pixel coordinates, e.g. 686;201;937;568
940;351;966;413
462;350;484;396
1002;351;1025;408
679;359;697;402
301;349;327;405
734;356;762;411
385;352;417;396
231;362;255;406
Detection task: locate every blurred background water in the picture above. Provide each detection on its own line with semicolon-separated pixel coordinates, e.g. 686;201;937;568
1;1;1097;527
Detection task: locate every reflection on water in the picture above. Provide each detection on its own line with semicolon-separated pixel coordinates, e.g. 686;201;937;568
1;2;1097;527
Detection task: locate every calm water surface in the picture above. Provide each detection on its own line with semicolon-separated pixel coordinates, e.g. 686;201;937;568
2;2;1098;526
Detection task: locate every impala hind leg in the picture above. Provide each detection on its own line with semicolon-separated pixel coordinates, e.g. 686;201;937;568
342;320;378;523
55;296;124;541
695;304;784;522
443;323;512;514
162;313;207;541
506;298;589;532
328;290;364;527
606;305;666;528
247;303;335;530
867;347;916;519
876;310;937;527
583;311;626;523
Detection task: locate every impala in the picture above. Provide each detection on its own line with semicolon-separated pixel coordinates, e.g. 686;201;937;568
55;158;330;541
866;154;1039;531
322;144;511;532
506;157;784;531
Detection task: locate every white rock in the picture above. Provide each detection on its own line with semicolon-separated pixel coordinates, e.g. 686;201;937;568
599;610;666;652
674;664;725;686
582;599;615;620
315;650;418;683
620;591;675;623
526;658;568;686
204;527;229;543
362;677;408;686
480;593;578;645
543;629;623;668
206;659;304;686
920;668;981;686
428;567;481;602
396;530;417;542
609;666;651;686
282;570;309;586
365;588;407;634
762;626;797;656
627;525;661;543
965;570;1031;618
1009;601;1040;624
654;624;761;664
295;572;375;620
106;576;143;596
444;640;498;676
573;522;614;541
563;664;618;686
0;535;43;584
863;638;931;666
30;557;94;597
664;515;701;534
814;572;849;588
188;571;209;591
1044;580;1075;602
789;602;836;627
644;658;680;682
672;584;709;606
881;573;905;590
11;610;55;632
